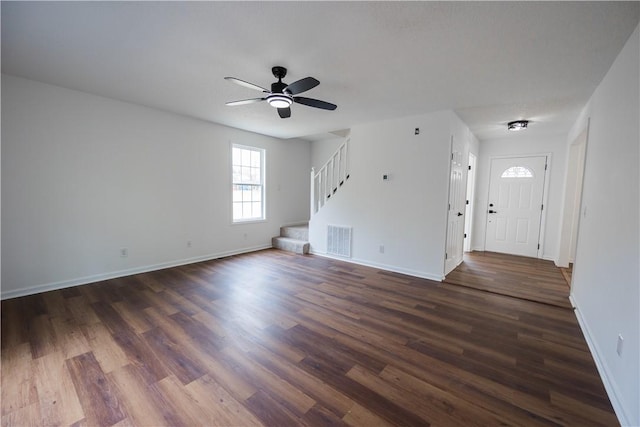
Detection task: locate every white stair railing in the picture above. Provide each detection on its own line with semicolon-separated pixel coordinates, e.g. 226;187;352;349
310;139;350;216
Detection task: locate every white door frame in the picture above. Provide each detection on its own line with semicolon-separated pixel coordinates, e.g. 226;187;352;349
483;153;552;258
557;124;589;268
464;153;477;252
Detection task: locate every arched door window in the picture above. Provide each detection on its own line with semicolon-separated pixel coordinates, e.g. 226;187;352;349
501;166;533;178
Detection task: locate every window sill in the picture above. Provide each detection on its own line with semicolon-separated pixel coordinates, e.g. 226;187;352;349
232;219;267;225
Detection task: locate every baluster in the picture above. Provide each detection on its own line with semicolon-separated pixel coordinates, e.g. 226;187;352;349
344;139;349;180
310;168;316;216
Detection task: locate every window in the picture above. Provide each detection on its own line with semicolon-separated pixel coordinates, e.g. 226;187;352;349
501;166;533;178
232;145;265;222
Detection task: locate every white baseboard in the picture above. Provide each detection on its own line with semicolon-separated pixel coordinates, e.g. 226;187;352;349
0;244;272;300
309;250;444;282
570;294;630;426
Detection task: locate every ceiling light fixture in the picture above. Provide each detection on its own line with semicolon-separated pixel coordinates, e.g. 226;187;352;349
508;120;529;131
267;94;292;109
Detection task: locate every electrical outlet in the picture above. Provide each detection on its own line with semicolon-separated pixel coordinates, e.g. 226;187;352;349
379;244;385;254
617;334;624;356
120;248;128;257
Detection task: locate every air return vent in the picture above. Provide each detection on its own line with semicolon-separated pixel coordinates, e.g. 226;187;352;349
327;225;352;258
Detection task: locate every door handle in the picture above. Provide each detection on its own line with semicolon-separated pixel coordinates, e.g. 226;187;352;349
488;210;497;214
457;212;463;216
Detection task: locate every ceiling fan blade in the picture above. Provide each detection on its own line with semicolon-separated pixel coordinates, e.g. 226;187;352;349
284;77;319;95
225;98;266;106
294;97;337;111
224;77;269;93
278;107;291;118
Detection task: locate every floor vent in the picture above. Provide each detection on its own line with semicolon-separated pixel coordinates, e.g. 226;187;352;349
327;225;352;258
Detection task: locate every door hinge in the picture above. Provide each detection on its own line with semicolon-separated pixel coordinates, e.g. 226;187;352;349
445;252;448;259
545;163;548;170
468;165;471;170
537;244;540;250
541;204;544;211
466;200;469;205
448;203;451;210
451;153;454;160
464;233;467;238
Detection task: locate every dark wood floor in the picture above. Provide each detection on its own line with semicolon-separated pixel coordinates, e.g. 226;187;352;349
2;249;617;426
444;251;573;309
560;264;573;287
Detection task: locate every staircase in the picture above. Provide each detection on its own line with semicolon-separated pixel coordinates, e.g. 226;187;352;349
311;139;350;216
272;223;309;254
273;139;349;255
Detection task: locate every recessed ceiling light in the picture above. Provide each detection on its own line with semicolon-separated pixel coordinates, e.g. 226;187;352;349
267;94;292;109
508;120;529;131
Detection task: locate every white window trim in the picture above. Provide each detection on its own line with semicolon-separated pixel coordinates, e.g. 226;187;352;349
231;143;266;224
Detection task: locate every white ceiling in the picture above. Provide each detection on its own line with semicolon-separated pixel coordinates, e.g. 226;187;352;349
2;2;638;141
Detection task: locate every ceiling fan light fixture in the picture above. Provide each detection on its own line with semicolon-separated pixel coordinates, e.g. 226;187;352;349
225;67;336;119
267;94;292;109
508;120;529;131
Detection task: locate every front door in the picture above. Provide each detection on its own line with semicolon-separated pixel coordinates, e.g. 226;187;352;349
485;156;547;257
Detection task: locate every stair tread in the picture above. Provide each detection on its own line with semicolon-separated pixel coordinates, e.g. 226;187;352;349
273;236;309;243
280;224;309;241
272;235;310;255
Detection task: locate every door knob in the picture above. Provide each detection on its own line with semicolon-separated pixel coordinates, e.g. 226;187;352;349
488;210;497;214
457;212;463;216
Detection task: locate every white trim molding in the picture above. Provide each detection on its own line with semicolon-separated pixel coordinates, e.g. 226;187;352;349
309;249;445;282
571;294;630;426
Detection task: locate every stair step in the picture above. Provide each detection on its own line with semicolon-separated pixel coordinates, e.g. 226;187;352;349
280;224;309;241
272;237;309;255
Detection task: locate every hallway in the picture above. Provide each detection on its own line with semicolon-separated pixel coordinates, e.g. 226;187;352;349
444;251;572;309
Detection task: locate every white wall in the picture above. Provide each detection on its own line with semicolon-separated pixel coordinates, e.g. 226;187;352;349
569;24;639;427
468;130;480;158
471;133;568;261
311;135;346;171
1;74;311;298
309;110;473;280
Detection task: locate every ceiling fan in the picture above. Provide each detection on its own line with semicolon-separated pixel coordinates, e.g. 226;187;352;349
224;66;337;119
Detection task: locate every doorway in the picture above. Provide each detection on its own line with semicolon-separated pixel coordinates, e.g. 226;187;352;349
557;127;588;273
463;153;476;253
484;155;548;258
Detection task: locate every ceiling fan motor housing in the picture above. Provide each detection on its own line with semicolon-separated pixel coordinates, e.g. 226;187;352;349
271;66;289;93
271;81;288;94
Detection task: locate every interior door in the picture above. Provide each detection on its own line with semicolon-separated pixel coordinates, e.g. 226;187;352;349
485;156;547;258
445;144;466;274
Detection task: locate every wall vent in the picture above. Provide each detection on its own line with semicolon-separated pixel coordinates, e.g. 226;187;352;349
327;225;352;258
